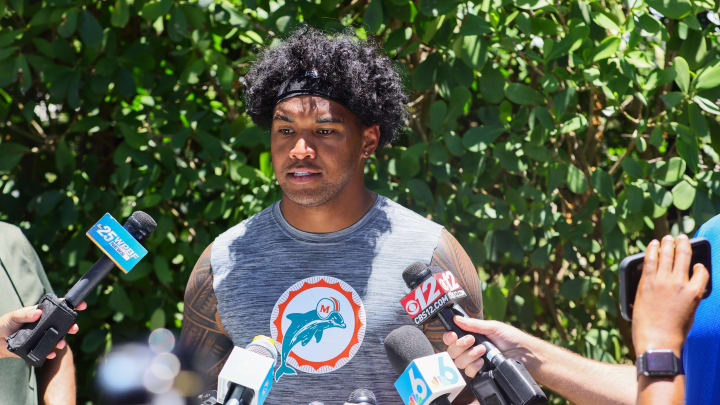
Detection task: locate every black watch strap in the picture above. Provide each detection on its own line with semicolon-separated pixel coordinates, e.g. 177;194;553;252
636;349;684;377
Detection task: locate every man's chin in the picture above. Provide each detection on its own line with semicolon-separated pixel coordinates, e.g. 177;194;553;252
282;189;333;208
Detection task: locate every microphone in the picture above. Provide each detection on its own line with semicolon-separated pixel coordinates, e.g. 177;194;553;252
6;211;156;367
401;263;547;405
347;388;377;405
384;325;466;405
217;336;278;405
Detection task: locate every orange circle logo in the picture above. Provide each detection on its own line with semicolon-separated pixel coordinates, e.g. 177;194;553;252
270;276;366;380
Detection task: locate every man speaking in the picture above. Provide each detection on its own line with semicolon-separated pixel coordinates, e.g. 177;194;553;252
179;27;484;403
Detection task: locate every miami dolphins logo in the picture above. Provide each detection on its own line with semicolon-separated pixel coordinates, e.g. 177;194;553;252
270;276;366;380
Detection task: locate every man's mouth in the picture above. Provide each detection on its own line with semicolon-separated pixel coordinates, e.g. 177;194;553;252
287;169;321;182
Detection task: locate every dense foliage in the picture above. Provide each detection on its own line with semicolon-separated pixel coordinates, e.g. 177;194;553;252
1;0;719;402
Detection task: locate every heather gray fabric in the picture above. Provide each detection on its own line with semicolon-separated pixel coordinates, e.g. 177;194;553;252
212;195;443;404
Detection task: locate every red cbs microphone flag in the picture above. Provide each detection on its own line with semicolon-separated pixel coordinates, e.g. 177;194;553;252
400;271;467;325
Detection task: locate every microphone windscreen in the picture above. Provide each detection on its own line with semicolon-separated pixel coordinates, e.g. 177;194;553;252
125;211;157;241
384;325;434;375
347;388;377;404
402;262;431;289
245;335;278;365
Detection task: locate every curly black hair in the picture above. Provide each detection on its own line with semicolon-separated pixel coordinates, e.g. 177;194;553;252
243;26;408;146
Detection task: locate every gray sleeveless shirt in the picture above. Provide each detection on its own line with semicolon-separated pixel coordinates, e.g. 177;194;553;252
211;195;443;404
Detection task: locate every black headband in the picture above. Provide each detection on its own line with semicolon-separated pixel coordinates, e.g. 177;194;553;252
274;69;343;106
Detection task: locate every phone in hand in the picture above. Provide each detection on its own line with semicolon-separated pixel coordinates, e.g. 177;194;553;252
619;237;712;321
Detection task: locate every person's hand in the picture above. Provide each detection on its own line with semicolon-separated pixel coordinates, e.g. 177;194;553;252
0;301;87;359
443;316;535;378
632;234;710;356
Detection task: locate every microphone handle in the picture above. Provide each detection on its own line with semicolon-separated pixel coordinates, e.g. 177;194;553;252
436;305;505;367
430;394;452;405
225;384;252;405
64;255;116;308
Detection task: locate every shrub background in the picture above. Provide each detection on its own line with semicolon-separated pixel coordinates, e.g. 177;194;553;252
1;0;719;403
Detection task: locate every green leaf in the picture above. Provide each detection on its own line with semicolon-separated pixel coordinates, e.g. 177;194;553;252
505;83;544;105
676;133;699;173
428;142;449;165
428;100;446;133
479;65;505;104
58;8;78;38
689;102;709;137
109;284;134;316
412;53;439;91
0;142;28;172
661;92;685;109
364;0;383;34
592;169;615;200
672;56;690;93
259;151;272;179
566;164;588;194
111;0;130;28
483;284;507;321
694;60;720;91
79;11;103;48
626;185;644;213
692;96;720;115
141;0;172;22
55;139;75;176
408;178;434;207
559;277;590;301
418;0;459;16
593;36;620;62
458;35;487;69
646;0;692;19
149;307;166;329
672;180;696;210
593;13;620;35
459;14;491;36
653;157;685;186
462;125;504;150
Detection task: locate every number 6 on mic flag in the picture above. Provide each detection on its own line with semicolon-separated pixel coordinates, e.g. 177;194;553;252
394;352;466;405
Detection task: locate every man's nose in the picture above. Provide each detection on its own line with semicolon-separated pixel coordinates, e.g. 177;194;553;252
289;137;316;160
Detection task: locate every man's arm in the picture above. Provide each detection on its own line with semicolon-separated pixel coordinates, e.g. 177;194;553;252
424;229;484;404
179;244;234;389
424;229;483;350
37;345;75;405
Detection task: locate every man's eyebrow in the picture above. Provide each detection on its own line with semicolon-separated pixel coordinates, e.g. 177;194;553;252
273;114;293;122
316;116;343;123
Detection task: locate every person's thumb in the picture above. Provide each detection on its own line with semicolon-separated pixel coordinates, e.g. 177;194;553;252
3;307;41;332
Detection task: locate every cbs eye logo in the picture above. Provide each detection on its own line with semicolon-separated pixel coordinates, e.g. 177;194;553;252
404;300;421;316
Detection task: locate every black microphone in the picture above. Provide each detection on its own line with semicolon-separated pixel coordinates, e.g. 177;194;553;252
65;211;156;307
346;388;377;405
401;263;547;405
6;211;156;367
384;325;457;405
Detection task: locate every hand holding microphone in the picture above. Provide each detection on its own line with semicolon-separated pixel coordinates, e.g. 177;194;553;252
400;262;546;405
5;211;156;367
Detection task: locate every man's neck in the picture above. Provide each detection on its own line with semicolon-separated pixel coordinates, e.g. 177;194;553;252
279;188;377;234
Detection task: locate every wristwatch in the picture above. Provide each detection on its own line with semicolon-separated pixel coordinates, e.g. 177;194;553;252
636;349;684;377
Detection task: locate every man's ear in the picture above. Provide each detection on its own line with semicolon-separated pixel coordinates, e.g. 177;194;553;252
361;124;380;157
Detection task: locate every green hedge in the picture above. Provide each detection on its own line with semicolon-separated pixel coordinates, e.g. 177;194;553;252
1;0;719;403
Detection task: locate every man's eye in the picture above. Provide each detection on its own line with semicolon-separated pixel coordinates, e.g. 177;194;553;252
317;129;334;136
278;128;294;135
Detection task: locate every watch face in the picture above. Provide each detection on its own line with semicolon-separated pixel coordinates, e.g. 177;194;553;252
647;351;675;371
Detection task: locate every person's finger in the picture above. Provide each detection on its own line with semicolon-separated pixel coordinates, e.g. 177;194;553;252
443;331;458;346
453;344;486;370
56;339;66;350
75;301;87;311
672;234;692;280
46;351;56;359
68;324;79;334
689;263;710;298
657;235;675;277
445;334;475;359
464;357;486;378
642;239;660;278
8;306;41;327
